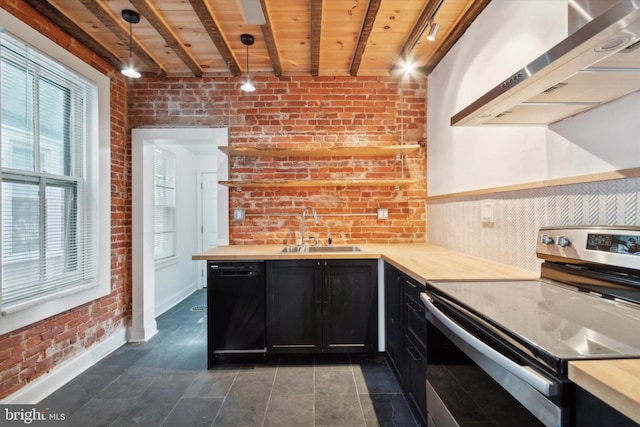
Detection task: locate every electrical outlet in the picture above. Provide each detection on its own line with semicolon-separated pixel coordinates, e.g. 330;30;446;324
233;209;245;220
377;208;388;220
481;202;494;223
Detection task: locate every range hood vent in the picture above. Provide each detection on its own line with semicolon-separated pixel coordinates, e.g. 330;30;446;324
451;0;640;126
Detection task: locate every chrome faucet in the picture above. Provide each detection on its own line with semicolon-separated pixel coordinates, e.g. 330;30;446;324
300;207;318;247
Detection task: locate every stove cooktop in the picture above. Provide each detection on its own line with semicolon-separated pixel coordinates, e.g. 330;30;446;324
427;279;640;362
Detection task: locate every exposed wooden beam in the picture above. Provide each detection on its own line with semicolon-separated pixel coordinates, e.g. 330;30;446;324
349;0;382;76
422;0;491;74
394;0;442;70
259;0;282;76
78;0;166;76
309;0;323;76
129;0;203;77
21;0;122;71
188;0;242;77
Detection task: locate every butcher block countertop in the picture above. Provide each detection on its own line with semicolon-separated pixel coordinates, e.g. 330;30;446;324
192;243;537;282
193;243;640;418
569;360;640;424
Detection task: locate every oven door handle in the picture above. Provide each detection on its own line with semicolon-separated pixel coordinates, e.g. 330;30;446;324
421;293;558;397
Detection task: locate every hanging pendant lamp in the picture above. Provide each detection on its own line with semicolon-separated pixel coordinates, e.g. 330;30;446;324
121;10;141;78
240;34;256;92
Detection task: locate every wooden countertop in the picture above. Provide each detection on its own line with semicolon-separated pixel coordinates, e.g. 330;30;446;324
569;359;640;424
192;243;537;282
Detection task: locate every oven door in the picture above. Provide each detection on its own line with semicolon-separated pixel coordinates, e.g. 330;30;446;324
421;292;570;427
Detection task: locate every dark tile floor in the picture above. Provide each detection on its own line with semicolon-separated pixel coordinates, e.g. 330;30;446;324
41;290;420;426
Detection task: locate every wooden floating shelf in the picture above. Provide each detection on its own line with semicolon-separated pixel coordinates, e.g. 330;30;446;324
218;145;420;157
218;179;419;188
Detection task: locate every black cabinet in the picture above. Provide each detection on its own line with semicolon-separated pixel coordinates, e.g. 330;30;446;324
384;263;427;426
266;259;378;353
574;385;639;427
265;260;322;351
384;263;407;378
404;276;428;426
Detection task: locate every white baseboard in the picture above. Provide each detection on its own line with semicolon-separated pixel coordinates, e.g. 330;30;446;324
1;327;127;404
126;323;158;343
155;283;197;317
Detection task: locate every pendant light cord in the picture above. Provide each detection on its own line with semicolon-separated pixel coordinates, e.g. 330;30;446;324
245;44;250;77
129;21;133;63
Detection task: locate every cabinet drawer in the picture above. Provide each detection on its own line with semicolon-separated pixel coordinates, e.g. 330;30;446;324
406;298;427;352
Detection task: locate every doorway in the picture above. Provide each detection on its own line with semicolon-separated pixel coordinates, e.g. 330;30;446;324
130;127;228;342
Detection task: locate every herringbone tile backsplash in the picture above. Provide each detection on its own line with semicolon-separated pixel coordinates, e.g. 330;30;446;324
427;177;640;273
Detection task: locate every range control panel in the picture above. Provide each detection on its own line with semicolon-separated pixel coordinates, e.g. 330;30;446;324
536;226;640;270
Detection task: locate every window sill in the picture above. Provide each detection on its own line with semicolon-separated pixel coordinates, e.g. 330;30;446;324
155;256;179;270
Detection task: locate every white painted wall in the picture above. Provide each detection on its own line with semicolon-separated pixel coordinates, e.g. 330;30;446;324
427;0;640;196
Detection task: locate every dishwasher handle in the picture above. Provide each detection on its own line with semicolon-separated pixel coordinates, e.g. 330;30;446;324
420;292;558;397
215;270;258;277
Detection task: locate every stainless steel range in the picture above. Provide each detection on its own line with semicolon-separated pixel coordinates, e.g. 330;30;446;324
421;226;640;427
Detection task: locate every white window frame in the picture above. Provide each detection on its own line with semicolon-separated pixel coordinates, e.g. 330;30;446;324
0;10;111;335
153;147;178;268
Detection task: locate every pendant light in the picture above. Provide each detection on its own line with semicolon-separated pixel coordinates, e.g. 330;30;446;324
121;10;141;78
240;34;256;92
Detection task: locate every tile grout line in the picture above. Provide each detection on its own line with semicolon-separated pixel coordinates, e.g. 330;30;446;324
209;367;239;426
313;355;317;427
159;369;202;427
349;355;368;427
260;362;278;427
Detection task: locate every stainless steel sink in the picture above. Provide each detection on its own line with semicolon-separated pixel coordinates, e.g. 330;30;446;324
280;245;362;253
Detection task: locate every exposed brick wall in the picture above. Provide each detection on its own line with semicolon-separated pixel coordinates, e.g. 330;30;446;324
128;75;427;244
0;3;130;398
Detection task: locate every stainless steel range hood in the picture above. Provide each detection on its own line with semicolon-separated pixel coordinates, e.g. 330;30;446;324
451;0;640;126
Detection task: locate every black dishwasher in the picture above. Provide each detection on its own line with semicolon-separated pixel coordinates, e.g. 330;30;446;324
207;261;266;366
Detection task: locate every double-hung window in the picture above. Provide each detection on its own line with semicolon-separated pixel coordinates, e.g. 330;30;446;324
0;11;110;334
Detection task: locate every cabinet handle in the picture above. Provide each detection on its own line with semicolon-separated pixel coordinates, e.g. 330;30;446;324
405;279;417;288
406;346;423;362
407;300;423;314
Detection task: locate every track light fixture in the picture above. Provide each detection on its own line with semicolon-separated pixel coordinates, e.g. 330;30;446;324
240;34;256;92
426;21;440;41
121;10;141;78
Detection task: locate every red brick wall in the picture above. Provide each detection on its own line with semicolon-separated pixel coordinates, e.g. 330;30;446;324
0;3;130;398
128;75;427;244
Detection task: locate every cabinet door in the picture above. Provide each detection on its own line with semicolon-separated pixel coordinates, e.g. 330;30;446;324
266;260;322;352
323;259;378;351
384;264;407;378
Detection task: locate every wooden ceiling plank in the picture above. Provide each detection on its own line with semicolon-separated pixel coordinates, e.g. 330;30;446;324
309;0;323;76
24;0;481;77
21;0;122;71
129;0;204;77
188;0;242;77
349;0;382;76
77;0;166;76
259;0;283;76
